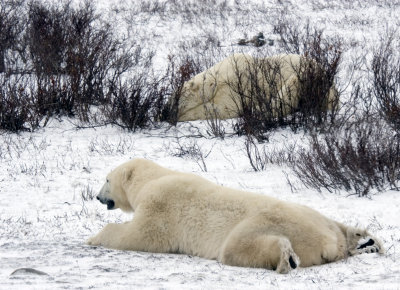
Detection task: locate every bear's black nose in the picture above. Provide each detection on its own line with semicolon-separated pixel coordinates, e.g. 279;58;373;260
107;200;115;210
96;196;100;201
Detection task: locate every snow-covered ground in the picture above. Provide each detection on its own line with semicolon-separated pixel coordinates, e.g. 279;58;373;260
1;0;400;289
1;120;399;289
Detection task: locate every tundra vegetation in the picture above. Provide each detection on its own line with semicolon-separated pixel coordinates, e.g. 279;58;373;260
1;0;398;195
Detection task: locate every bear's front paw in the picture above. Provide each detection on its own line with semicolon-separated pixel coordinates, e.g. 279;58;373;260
86;235;101;246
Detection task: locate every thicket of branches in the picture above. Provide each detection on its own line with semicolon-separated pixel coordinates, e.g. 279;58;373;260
230;31;341;141
372;32;400;131
0;0;399;195
0;0;344;134
291;118;399;196
0;0;169;132
244;31;400;196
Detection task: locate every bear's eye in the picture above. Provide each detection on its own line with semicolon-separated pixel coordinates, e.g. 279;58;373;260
356;233;361;237
106;179;109;183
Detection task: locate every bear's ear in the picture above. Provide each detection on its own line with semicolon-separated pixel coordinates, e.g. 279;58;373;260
123;168;133;182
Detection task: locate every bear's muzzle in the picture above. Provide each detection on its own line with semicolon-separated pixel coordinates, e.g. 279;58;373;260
96;196;115;210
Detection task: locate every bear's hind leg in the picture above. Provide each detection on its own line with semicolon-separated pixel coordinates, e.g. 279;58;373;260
276;236;301;273
220;233;300;274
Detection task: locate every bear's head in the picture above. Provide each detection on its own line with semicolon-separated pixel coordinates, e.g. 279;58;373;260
96;161;136;212
96;159;172;212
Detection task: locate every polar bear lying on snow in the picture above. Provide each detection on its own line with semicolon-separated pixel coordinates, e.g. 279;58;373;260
87;159;383;273
176;53;338;121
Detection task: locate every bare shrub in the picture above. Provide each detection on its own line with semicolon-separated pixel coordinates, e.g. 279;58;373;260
160;55;202;125
169;138;211;172
245;136;296;171
0;75;41;132
26;1;139;122
231;56;288;142
27;1;67;75
88;136;135;155
0;84;30;131
273;15;305;54
162;43;228;138
133;0;231;24
0;0;162;132
63;5;142;121
288;74;400;196
0;0;26;74
273;19;342;129
80;184;95;201
242;78;400;195
245;136;268;171
204;106;226;138
102;77;153;130
34;75;73;120
230;22;341;140
295;45;341;129
102;71;168;131
291;117;400;196
372;32;400;131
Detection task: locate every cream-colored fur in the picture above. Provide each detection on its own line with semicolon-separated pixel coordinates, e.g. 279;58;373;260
87;159;384;273
177;53;338;121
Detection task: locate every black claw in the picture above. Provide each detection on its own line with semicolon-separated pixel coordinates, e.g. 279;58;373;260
357;239;375;249
289;256;297;269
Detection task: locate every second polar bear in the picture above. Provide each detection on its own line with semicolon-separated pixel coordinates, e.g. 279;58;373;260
176;53;338;121
87;159;383;273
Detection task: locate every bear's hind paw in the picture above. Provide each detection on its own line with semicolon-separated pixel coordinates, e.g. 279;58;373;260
352;236;384;255
276;239;300;274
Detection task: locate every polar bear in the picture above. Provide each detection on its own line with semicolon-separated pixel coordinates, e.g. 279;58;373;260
176;53;338;121
87;159;384;273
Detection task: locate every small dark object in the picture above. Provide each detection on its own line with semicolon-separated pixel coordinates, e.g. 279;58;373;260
237;32;266;47
252;32;266;47
238;39;247;45
10;268;49;276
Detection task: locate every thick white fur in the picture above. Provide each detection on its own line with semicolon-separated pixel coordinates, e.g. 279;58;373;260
88;159;384;273
177;53;338;121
